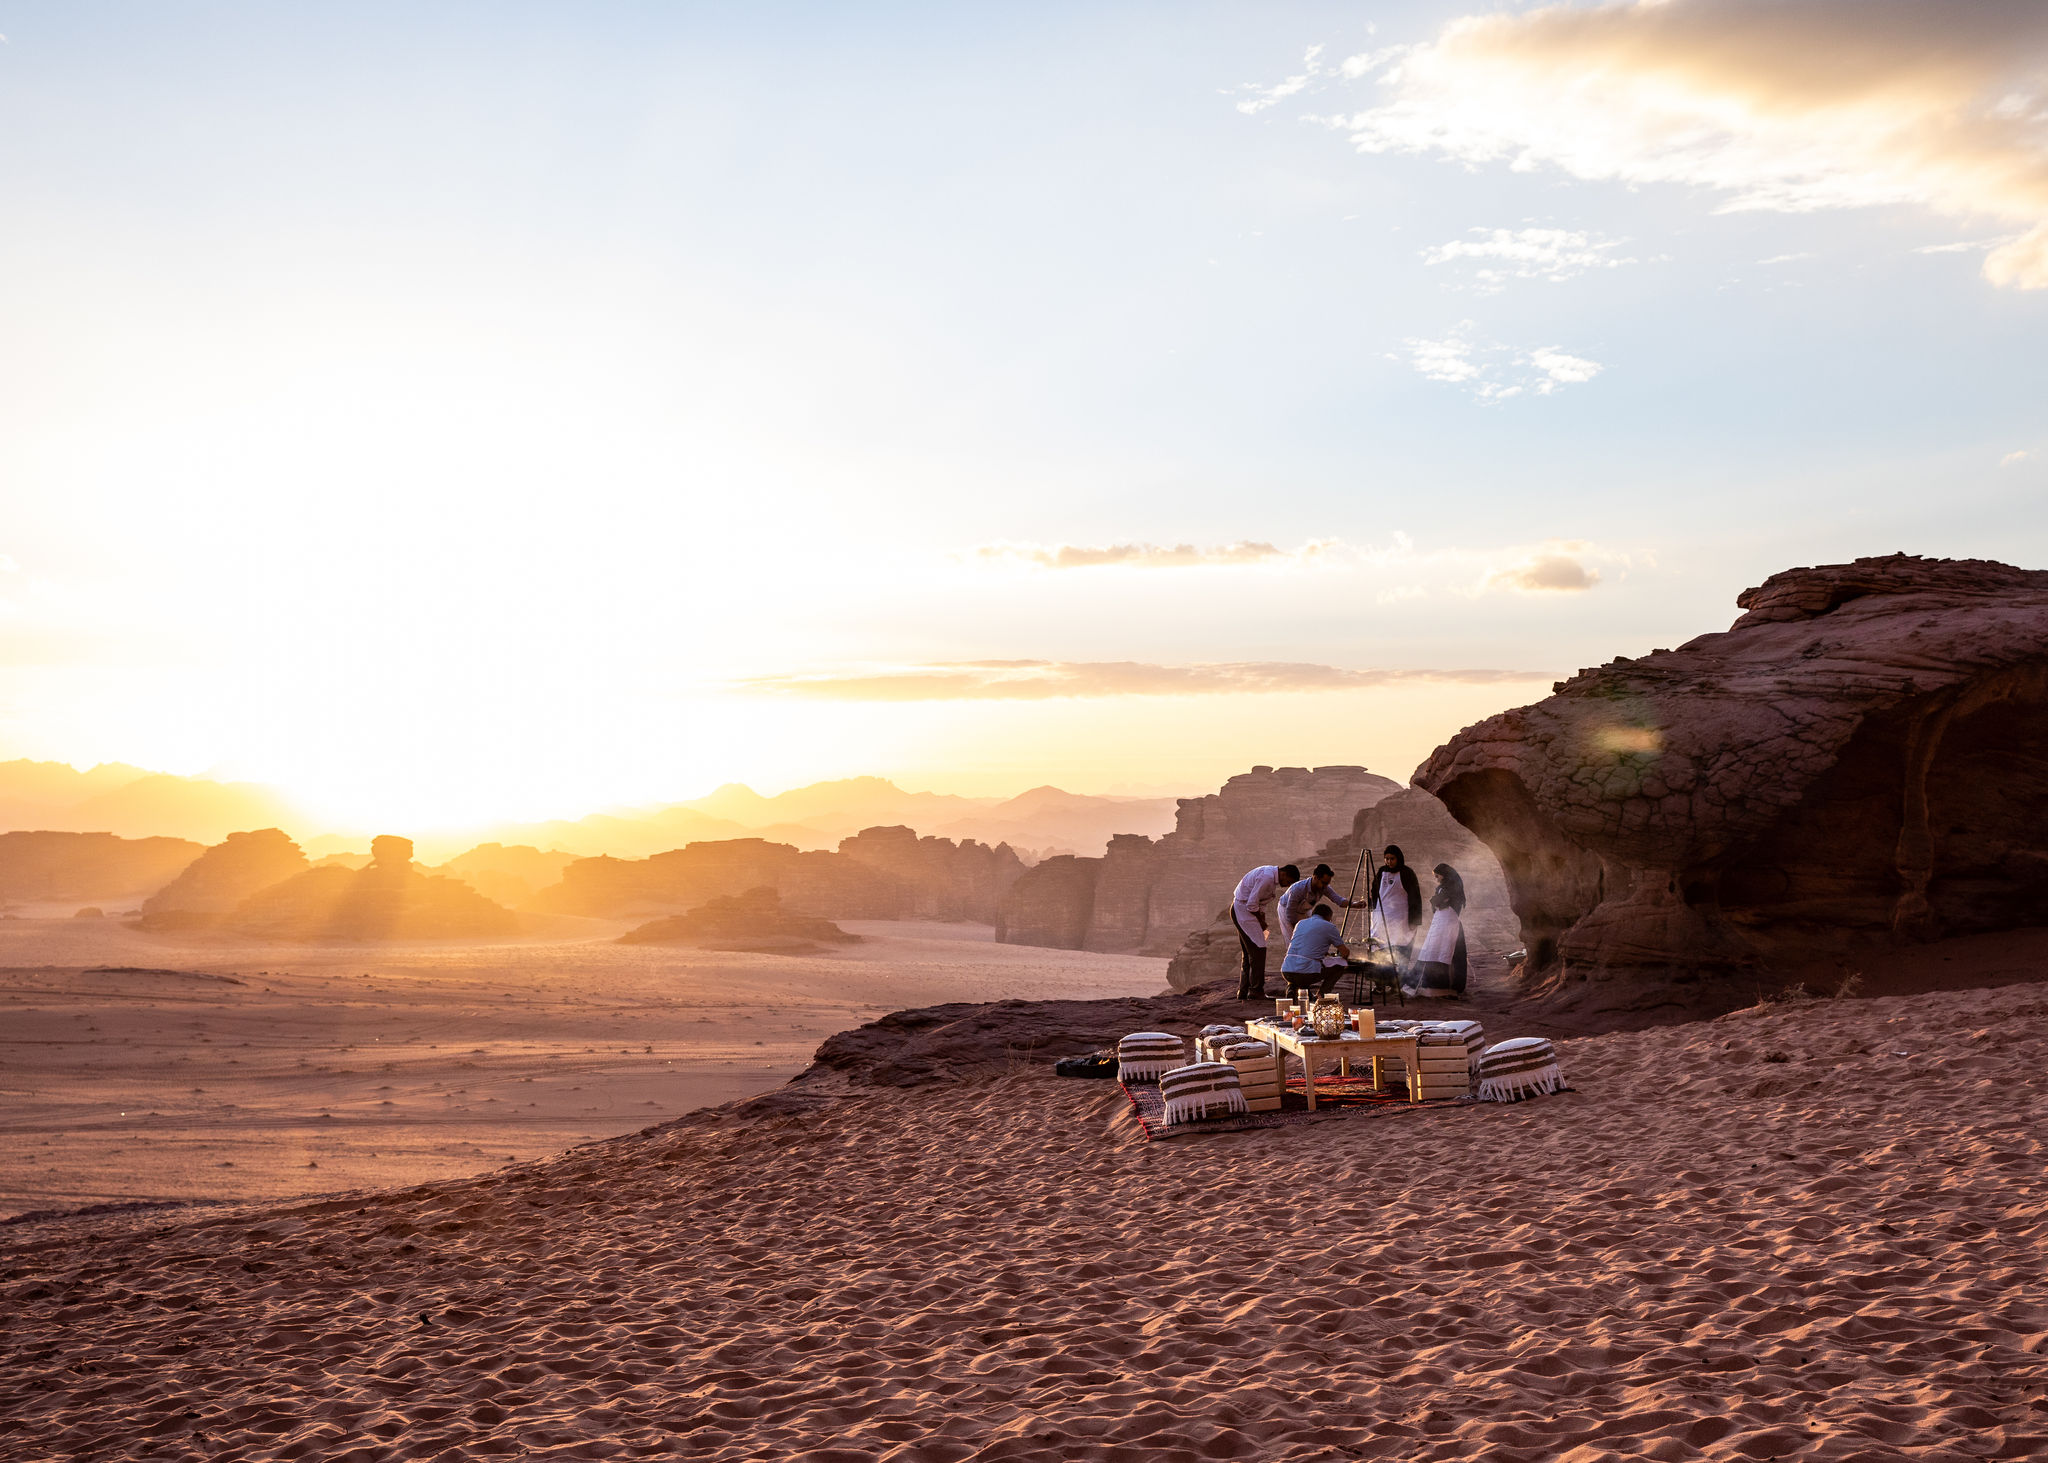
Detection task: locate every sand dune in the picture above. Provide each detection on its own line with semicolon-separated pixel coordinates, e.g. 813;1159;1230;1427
0;916;1166;1218
3;977;2043;1460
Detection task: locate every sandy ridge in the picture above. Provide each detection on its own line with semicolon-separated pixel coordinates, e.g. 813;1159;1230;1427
3;981;2044;1461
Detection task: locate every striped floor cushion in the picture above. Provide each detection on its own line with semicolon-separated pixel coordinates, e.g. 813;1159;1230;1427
1477;1037;1564;1102
1195;1025;1248;1062
1117;1031;1189;1083
1381;1019;1487;1077
1157;1061;1247;1125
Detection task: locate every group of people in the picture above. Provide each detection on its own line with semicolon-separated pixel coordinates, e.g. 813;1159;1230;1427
1229;845;1468;1003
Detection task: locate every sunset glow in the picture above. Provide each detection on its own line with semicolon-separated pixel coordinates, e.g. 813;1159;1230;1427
6;1;2047;835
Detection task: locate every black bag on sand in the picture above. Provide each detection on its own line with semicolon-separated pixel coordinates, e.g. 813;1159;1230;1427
1054;1051;1118;1079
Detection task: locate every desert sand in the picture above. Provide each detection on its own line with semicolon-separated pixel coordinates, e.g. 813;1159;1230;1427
3;967;2044;1460
0;915;1166;1219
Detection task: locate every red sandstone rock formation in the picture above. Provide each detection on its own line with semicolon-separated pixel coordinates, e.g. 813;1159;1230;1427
991;854;1099;948
996;766;1402;953
225;833;518;941
835;826;1025;921
1163;786;1516;991
1413;554;2048;1005
0;830;202;910
528;828;1018;923
617;887;861;951
138;829;308;929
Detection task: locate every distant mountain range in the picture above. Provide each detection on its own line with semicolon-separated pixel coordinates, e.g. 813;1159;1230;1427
0;760;1185;864
0;760;304;846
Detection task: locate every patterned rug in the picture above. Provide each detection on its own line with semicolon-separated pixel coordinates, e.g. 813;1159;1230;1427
1118;1074;1474;1141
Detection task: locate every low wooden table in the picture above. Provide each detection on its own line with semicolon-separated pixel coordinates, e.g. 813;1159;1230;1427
1247;1020;1423;1109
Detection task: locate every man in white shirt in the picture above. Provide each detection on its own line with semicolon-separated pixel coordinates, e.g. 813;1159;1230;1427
1230;862;1299;1001
1275;862;1361;950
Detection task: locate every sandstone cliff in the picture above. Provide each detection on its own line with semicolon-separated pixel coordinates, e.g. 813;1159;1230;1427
226;835;518;941
835;826;1025;921
0;830;202;909
995;765;1401;954
138;828;309;929
527;828;1019;923
1163;787;1515;991
1413;553;2048;1006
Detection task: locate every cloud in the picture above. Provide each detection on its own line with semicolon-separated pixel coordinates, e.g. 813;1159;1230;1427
1423;227;1637;288
968;532;1620;600
1233;36;1398;113
2001;449;2035;466
972;540;1345;570
1489;552;1601;592
1235;44;1326;114
737;660;1554;702
1334;0;2048;290
1402;324;1603;400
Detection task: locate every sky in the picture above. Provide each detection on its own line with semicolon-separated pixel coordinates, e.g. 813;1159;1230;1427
3;0;2046;833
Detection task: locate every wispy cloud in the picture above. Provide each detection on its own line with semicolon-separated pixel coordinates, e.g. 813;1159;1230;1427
968;533;1617;599
1401;324;1603;401
1423;227;1636;289
1232;36;1399;114
737;660;1555;703
2002;449;2035;466
1488;553;1600;592
972;541;1310;570
1329;0;2048;290
1235;44;1326;115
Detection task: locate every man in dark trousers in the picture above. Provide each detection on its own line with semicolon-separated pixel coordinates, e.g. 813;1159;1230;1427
1230;861;1299;1001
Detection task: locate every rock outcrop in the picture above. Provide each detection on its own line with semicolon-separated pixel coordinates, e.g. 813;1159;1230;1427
1413;554;2048;1005
527;828;1019;923
835;826;1026;921
617;887;860;952
991;855;1099;948
1163;787;1516;991
138;828;309;930
0;831;202;908
429;843;577;908
996;766;1401;954
225;834;519;941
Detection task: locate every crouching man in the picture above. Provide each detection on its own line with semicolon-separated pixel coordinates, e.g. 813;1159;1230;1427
1280;902;1351;1000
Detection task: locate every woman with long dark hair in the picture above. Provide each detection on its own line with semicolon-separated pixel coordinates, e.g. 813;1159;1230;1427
1412;862;1468;996
1367;845;1422;971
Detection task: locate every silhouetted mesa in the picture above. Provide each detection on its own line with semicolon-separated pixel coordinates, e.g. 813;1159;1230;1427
0;830;202;910
995;766;1402;954
427;843;576;907
1415;553;2048;1012
137;828;309;930
527;829;1024;923
222;832;518;941
617;887;860;951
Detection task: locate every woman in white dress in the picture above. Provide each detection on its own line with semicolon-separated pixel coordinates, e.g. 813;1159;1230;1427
1412;863;1468;996
1367;845;1422;970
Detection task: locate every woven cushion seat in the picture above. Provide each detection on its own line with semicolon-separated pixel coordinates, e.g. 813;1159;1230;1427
1381;1018;1487;1075
1477;1037;1564;1102
1117;1032;1189;1083
1157;1061;1247;1125
1194;1025;1249;1062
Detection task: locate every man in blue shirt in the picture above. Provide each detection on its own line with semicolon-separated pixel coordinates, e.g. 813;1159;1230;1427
1280;903;1352;999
